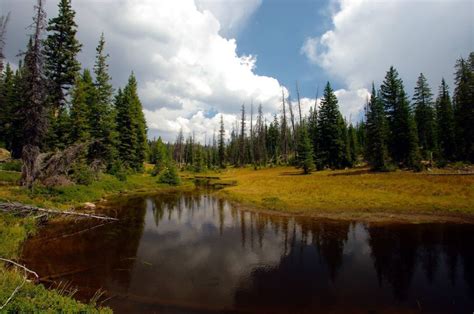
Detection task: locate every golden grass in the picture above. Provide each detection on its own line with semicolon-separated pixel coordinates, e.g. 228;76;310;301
216;167;474;218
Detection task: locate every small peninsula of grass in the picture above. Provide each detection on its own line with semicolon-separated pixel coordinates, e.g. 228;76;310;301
215;166;474;222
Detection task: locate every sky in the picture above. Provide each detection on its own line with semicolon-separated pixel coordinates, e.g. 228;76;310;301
1;0;473;142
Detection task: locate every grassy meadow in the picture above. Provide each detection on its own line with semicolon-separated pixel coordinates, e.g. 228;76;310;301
216;166;474;222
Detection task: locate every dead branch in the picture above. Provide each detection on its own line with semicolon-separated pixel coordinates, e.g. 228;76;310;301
0;257;39;281
0;202;118;221
0;270;26;310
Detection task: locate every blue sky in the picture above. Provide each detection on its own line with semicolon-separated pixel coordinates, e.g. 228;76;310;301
236;0;336;99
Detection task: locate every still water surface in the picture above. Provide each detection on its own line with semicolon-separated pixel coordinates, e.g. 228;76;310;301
22;191;474;313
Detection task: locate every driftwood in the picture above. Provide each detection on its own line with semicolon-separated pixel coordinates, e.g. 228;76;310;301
20;142;104;189
0;202;118;221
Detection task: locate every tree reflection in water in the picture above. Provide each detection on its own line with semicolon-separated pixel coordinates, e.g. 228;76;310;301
21;191;474;313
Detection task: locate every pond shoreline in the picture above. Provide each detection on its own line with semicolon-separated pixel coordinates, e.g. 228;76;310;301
219;193;474;225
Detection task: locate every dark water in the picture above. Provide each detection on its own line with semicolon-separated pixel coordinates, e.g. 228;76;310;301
21;191;474;313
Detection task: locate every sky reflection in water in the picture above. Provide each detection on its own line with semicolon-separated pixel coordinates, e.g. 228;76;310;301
22;191;474;313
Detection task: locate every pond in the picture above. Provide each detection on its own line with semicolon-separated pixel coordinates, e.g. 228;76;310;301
21;191;474;313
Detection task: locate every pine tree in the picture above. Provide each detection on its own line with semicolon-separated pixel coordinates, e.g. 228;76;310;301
435;79;456;161
348;123;358;165
69;69;94;143
317;82;345;169
453;56;474;162
20;1;48;188
338;115;352;167
0;63;14;148
193;145;204;172
174;128;184;166
308;105;318;164
267;115;280;164
43;0;81;113
280;90;289;163
6;67;25;158
218;115;226;168
380;66;420;168
255;104;267;166
239;104;246;167
89;34;117;168
116;73;147;171
296;122;314;174
365;84;389;171
149;137;168;166
413;73;437;159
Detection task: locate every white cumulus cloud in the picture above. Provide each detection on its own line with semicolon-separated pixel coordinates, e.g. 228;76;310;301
302;0;473;117
2;0;281;142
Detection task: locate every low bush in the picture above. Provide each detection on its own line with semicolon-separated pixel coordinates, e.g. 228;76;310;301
158;164;181;186
0;160;22;172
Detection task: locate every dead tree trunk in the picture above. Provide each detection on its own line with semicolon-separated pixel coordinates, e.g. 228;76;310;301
21;145;40;190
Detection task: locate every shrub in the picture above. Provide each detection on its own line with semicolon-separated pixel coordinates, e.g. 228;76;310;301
70;163;95;186
109;160;128;182
158;164;181;186
0;160;22;172
151;162;166;177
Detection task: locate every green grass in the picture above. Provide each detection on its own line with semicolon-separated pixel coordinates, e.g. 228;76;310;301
0;172;192;210
0;170;21;184
216;166;474;221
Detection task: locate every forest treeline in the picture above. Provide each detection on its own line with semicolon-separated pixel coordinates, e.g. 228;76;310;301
152;53;473;174
0;0;147;187
0;1;473;189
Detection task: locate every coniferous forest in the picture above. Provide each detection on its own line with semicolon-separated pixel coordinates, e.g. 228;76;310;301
1;0;473;189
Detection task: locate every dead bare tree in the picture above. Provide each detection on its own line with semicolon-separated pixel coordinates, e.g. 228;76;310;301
20;0;48;189
281;89;288;163
0;12;10;74
296;81;303;125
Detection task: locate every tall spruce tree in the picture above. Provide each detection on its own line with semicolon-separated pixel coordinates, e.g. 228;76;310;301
365;85;389;171
317;82;345;169
413;73;437;159
453;56;474;162
380;66;420;168
239;104;246;167
0;63;15;148
296;122;314;174
70;69;94;143
218;115;226;168
43;0;81;150
435;79;456;161
308;105;318;163
348;123;358;165
89;34;117;168
267;115;280;163
20;0;48;188
116;73;147;171
43;0;81;113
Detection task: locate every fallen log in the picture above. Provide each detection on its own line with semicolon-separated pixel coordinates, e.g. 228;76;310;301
0;202;118;221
